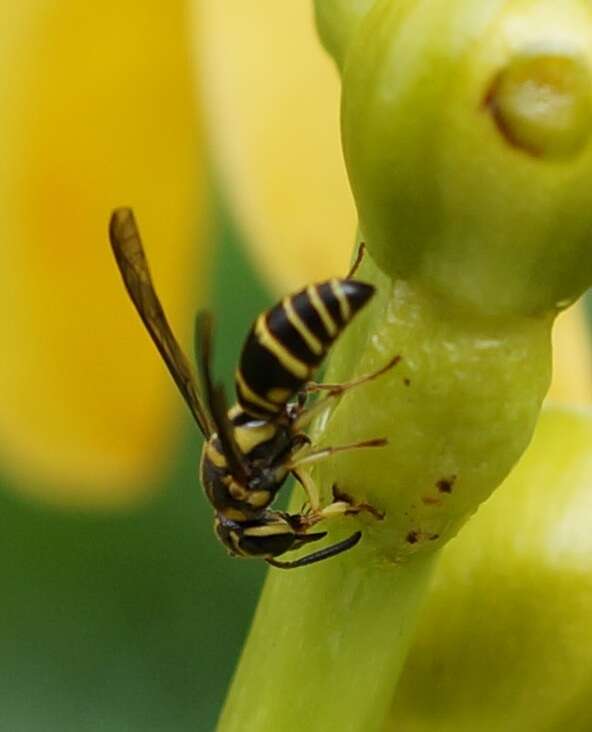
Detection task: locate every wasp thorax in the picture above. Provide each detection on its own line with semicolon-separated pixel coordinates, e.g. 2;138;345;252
487;52;592;160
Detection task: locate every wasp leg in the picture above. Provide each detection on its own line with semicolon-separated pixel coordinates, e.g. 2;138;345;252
285;437;387;471
305;354;401;395
266;531;362;569
267;432;311;475
292;467;385;524
292;467;321;511
300;487;384;525
289;433;312;453
296;389;308;410
307;481;384;524
290;391;333;432
346;242;366;279
293;355;401;431
331;484;385;520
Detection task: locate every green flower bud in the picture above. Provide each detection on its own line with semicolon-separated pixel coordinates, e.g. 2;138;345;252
342;0;592;315
390;407;592;732
314;0;374;69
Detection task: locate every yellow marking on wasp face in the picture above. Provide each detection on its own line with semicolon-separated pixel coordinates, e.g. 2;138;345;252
205;440;228;468
224;476;250;501
242;522;294;538
267;387;292;404
247;490;272;508
233;422;277;455
255;315;309;379
308;285;337;337
221;506;250;521
236;370;281;413
331;278;351;321
283;297;323;355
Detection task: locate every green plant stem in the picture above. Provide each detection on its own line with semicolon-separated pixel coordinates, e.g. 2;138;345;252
217;551;436;732
218;249;552;732
218;3;592;728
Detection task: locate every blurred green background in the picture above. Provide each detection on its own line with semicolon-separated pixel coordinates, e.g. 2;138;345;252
0;204;272;732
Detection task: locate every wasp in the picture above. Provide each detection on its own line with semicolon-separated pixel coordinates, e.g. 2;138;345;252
109;209;398;569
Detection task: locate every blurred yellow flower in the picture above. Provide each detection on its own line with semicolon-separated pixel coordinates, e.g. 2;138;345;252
550;306;592;404
196;0;356;292
0;1;206;507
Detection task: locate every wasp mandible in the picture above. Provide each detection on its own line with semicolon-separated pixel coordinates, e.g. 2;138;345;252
109;209;398;568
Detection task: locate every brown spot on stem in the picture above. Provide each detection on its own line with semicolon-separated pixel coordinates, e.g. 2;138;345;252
422;496;441;506
437;476;456;494
403;378;411;387
406;531;419;544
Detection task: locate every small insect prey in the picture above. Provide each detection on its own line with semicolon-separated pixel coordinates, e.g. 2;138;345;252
109;209;398;568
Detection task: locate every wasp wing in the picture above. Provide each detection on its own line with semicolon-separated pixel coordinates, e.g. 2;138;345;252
109;208;213;438
194;311;249;482
194;310;215;406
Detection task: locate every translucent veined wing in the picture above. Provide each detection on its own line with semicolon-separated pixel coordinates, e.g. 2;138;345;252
194;311;250;482
109;208;214;438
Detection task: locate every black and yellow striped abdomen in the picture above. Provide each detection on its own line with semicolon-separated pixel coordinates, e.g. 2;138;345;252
235;278;374;419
